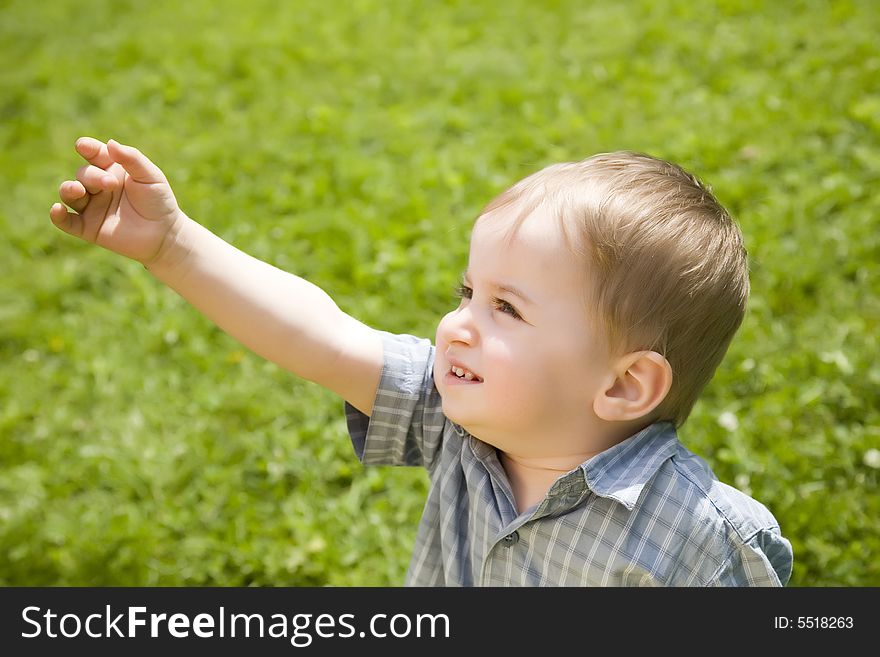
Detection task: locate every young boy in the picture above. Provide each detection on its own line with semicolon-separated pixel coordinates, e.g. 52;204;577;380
51;137;793;586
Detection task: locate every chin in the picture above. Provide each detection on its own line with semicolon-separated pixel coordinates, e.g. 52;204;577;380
441;408;491;443
440;399;473;429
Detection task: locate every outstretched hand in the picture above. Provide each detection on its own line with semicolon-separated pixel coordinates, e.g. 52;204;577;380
50;138;183;266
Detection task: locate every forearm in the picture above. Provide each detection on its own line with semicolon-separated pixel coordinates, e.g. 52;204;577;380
145;215;353;382
53;137;383;412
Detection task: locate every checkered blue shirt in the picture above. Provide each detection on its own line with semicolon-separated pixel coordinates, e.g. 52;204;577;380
345;331;793;586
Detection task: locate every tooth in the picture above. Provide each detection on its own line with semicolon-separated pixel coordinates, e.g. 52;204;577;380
464;372;474;380
454;367;464;376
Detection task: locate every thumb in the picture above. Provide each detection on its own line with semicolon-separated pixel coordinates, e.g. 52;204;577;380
106;139;167;184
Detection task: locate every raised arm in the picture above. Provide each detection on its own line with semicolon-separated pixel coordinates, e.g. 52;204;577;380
51;138;383;415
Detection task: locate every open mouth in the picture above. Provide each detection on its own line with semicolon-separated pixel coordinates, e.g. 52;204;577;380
449;365;483;382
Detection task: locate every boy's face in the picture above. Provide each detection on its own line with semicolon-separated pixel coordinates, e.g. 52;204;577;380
434;207;616;458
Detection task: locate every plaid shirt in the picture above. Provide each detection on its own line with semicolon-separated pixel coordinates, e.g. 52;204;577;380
345;331;793;586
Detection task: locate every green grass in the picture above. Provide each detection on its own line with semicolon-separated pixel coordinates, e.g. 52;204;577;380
1;0;878;586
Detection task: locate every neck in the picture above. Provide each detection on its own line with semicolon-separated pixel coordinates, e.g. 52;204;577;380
467;418;654;514
500;451;599;515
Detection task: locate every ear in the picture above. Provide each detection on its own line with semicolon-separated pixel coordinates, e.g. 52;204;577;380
593;351;673;422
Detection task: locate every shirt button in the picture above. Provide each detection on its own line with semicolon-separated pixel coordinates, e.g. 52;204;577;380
502;532;519;546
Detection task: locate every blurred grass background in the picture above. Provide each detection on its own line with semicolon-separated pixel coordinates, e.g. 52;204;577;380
1;0;877;586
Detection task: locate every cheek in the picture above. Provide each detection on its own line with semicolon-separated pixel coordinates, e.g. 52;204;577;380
498;347;576;402
482;339;526;394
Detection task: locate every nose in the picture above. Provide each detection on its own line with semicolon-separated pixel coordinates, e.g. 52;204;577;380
438;304;478;347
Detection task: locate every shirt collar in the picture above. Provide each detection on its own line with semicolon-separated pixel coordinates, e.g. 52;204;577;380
580;421;679;510
460;420;680;514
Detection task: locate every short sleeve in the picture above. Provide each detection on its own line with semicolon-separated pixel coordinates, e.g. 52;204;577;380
708;528;793;587
344;330;447;471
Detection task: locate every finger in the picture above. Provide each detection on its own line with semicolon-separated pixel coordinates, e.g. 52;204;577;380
106;139;166;184
76;164;116;195
59;180;90;213
50;202;84;237
75;137;114;169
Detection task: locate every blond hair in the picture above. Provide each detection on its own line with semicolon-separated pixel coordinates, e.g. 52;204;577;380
478;152;749;427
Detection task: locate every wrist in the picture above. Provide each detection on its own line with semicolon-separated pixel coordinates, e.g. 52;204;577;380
143;211;199;280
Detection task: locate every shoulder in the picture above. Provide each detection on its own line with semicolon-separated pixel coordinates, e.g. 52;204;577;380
668;445;780;540
576;424;791;585
650;443;792;585
345;330;448;470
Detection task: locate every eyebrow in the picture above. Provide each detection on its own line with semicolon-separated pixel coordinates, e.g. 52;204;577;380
461;270;535;306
